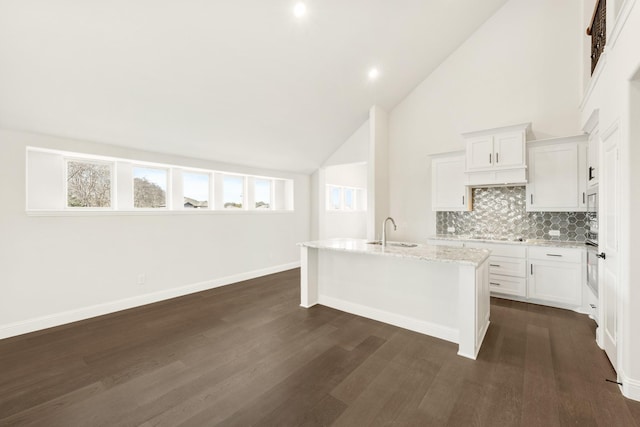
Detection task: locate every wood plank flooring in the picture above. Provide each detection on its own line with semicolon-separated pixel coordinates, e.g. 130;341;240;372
1;268;639;426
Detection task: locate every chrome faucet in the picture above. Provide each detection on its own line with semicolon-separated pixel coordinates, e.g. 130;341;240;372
382;217;397;246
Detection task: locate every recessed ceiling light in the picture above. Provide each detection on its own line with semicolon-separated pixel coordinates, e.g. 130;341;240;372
368;68;380;80
293;2;307;18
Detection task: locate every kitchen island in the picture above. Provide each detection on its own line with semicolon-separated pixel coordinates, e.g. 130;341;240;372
298;238;491;359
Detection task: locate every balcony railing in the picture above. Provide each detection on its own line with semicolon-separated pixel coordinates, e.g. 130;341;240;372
586;0;606;74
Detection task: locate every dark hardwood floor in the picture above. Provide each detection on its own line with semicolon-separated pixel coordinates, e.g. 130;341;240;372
1;268;639;426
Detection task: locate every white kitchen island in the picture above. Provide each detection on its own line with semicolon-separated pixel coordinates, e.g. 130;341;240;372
299;238;491;359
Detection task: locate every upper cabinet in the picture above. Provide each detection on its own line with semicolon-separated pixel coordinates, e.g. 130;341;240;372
463;123;531;186
431;152;471;212
583;109;600;189
587;129;600;188
526;135;588;212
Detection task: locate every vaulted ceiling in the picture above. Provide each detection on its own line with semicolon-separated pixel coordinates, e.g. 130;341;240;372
0;0;508;173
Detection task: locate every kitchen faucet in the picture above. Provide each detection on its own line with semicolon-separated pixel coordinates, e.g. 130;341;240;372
382;217;397;247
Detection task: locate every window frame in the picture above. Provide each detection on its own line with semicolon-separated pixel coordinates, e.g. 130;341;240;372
221;173;246;210
132;165;171;210
182;170;212;210
64;157;115;210
254;178;274;210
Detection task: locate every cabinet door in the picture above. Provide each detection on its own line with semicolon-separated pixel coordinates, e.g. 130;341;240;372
493;131;525;169
587;130;599;188
466;136;494;170
432;156;470;211
528;260;582;306
527;143;581;211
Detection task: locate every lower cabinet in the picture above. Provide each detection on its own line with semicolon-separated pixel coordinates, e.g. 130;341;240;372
428;239;585;310
528;246;583;307
465;242;527;297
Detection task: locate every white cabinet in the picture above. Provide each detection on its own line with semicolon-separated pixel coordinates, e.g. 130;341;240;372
587;129;599;188
431;152;471;212
466;136;494;170
428;238;586;311
465;242;527;297
528;246;583;307
526;135;588;212
463;123;531;186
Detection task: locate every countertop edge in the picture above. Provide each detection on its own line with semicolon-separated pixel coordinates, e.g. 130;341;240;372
428;235;588;250
298;239;490;267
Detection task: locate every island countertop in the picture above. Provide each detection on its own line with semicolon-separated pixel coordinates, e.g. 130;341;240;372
429;234;587;249
298;238;490;267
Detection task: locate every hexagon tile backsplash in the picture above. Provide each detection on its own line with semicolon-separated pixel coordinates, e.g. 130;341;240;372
436;186;587;242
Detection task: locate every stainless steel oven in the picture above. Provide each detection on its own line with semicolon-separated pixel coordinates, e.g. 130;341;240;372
586;187;598;301
586;188;598;246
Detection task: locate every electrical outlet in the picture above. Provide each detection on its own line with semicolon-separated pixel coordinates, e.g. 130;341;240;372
137;274;146;285
447;227;456;233
549;230;560;237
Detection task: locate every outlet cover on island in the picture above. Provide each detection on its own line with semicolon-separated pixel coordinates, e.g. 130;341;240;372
137;274;146;285
549;230;560;237
447;227;456;233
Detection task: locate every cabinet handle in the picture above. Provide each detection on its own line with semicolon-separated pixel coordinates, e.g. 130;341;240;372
489;153;492;164
589;166;594;180
496;153;499;163
489;264;501;267
490;282;501;286
462;196;464;205
583;192;586;204
530;194;533;204
590;304;596;309
546;254;562;257
531;264;533;275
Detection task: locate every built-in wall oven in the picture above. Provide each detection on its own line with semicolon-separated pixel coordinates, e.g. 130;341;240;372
586;188;599;301
586;189;598;247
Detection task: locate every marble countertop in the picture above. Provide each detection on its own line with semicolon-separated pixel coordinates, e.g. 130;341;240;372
298;238;490;267
428;234;588;250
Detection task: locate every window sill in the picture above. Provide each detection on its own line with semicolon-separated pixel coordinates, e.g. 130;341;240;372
26;209;295;217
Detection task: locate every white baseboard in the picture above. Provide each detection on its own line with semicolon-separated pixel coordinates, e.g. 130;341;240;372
0;261;300;340
317;295;459;344
620;369;640;402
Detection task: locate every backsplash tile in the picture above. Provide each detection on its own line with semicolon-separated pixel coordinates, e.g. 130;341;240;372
436;186;587;242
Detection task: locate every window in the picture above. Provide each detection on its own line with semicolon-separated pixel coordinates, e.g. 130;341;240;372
183;172;209;209
328;186;342;210
66;159;113;208
344;188;354;210
223;175;244;209
255;179;272;209
326;185;366;211
26;147;294;214
133;167;168;208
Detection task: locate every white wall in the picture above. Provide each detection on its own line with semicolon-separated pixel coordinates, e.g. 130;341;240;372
314;120;370;240
0;128;310;338
368;105;390;241
579;0;640;401
323;120;369;167
388;0;583;242
323;163;368;239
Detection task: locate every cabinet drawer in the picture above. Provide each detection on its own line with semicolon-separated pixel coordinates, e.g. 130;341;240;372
489;275;526;297
488;256;526;277
464;242;527;258
528;246;583;263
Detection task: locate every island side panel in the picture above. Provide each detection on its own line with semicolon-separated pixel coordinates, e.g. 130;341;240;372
316;250;460;344
457;260;490;360
300;246;318;308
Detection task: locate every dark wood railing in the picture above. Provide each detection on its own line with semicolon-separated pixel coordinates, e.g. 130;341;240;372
586;0;606;74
